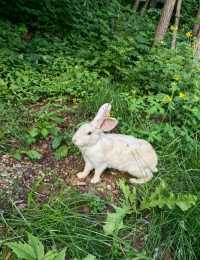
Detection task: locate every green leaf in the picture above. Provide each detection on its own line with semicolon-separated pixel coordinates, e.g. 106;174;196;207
25;135;36;145
29;128;39;138
50;115;64;124
28;233;44;260
7;242;35;260
42;248;66;260
13;150;22;160
52;135;63;149
42;250;58;260
103;206;129;236
82;254;96;260
41;128;49;138
26;150;42;160
54;248;66;260
176;194;197;211
140;180;197;212
117;179;136;209
54;145;68;160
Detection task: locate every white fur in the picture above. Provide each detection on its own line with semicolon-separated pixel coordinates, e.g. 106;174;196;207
72;103;158;184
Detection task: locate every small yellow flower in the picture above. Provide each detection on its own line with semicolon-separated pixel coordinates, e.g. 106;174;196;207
186;31;192;38
170;25;178;32
164;95;173;103
72;98;77;104
174;75;181;82
160;40;164;45
179;91;187;99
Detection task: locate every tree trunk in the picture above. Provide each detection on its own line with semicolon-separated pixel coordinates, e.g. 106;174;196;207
153;0;177;46
193;9;200;36
171;0;182;49
133;0;140;11
196;29;200;59
141;0;151;16
150;0;157;8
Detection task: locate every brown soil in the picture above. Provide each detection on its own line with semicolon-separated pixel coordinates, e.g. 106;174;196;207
0;147;126;208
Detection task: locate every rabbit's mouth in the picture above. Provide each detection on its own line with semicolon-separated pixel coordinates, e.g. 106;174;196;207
72;136;80;146
72;137;85;147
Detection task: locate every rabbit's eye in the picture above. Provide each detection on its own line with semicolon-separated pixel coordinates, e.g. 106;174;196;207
88;131;92;135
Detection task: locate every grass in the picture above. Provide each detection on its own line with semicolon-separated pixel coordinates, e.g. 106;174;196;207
0;188;122;259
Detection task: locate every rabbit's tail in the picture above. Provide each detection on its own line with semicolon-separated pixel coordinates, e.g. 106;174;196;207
153;167;158;172
129;169;153;184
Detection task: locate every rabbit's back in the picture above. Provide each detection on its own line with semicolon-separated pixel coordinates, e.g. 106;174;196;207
102;134;157;172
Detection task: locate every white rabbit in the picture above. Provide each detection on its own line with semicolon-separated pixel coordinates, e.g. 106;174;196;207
72;103;158;184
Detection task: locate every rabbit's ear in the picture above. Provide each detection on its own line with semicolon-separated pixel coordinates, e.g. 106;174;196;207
92;103;111;127
99;118;118;132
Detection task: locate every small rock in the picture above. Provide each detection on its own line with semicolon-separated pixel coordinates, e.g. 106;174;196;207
97;187;104;192
111;171;117;175
107;184;112;190
41;143;49;150
113;190;119;195
15;163;22;168
2;154;10;161
76;181;86;186
17;203;26;209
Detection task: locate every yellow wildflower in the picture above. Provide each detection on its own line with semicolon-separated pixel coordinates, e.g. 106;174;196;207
186;31;192;38
72;98;77;104
170;25;178;32
179;91;187;99
164;95;173;103
174;75;181;82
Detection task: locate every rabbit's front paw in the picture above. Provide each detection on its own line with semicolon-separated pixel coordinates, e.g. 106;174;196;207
91;176;101;184
77;172;88;179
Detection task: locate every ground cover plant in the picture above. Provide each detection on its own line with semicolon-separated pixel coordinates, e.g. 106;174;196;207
0;0;200;259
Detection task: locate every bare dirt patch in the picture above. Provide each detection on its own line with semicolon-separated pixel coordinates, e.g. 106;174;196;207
0;149;125;209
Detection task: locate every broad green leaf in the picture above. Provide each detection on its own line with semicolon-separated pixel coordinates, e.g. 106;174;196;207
7;242;35;260
54;145;68;160
42;250;57;260
50;115;64;124
140;180;197;212
117;179;136;208
41;128;49;138
103;206;129;235
54;248;66;260
29;128;39;138
28;233;44;260
25;135;36;145
82;254;96;260
13;150;22;160
176;194;197;211
52;135;63;149
26;150;42;160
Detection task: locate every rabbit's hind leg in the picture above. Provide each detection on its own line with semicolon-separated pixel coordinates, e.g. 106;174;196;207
129;169;153;184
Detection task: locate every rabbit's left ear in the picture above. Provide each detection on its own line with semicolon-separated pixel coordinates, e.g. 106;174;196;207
92;103;112;127
99;117;118;132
